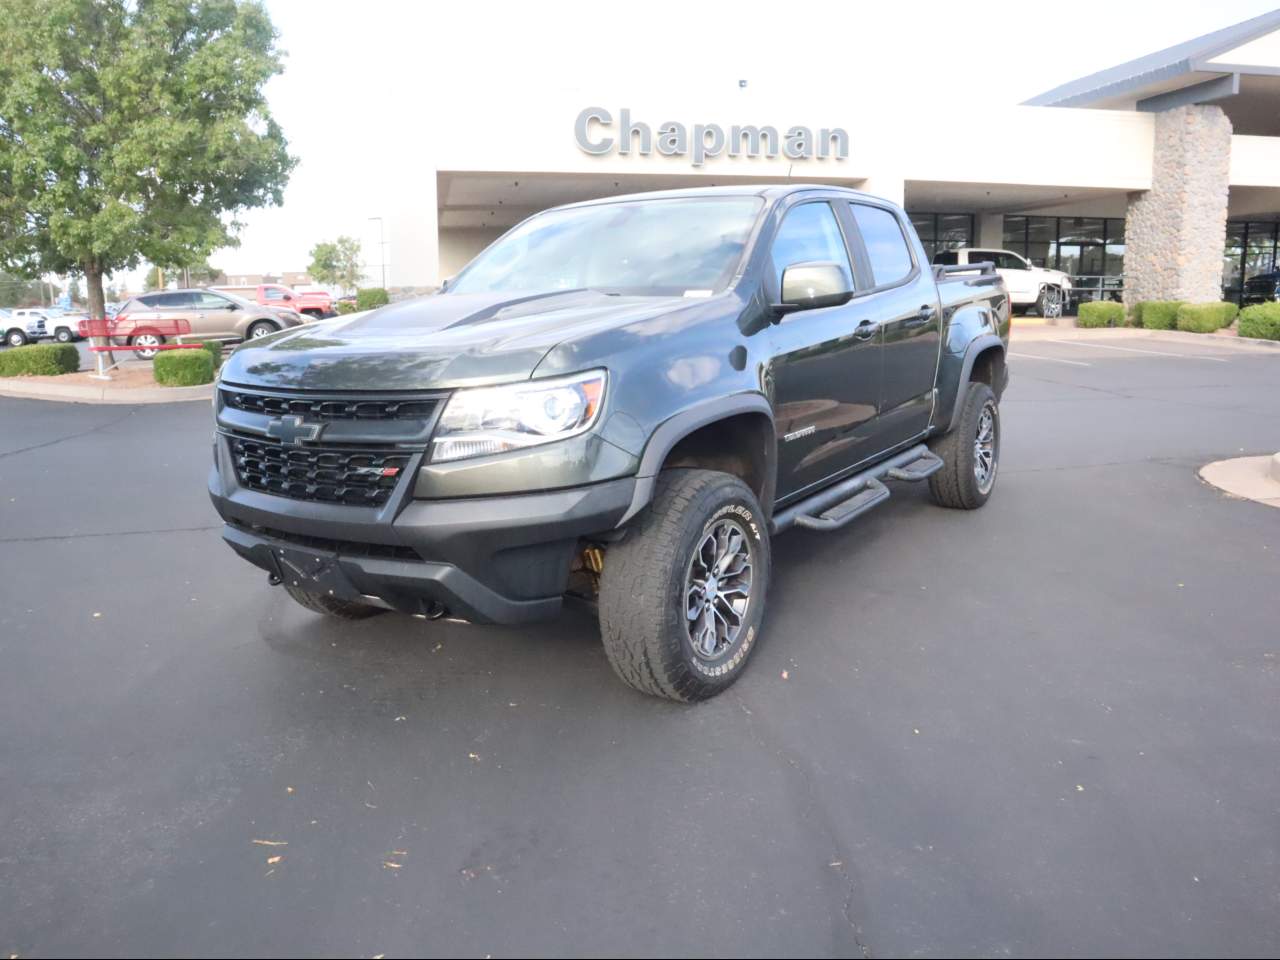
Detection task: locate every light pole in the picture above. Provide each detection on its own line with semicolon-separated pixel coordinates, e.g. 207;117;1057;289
368;216;388;289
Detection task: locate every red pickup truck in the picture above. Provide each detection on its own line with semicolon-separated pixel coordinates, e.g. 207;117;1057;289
213;284;335;320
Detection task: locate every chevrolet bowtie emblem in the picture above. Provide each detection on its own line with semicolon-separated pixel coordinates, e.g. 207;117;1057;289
265;415;323;447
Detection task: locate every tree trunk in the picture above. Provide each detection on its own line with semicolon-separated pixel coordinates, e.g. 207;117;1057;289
84;258;114;369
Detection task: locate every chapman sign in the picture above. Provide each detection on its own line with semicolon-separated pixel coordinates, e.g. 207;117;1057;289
574;107;849;167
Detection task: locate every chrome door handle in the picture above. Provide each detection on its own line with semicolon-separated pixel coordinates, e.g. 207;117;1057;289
853;320;877;340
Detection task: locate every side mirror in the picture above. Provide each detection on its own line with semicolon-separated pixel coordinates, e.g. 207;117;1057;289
1031;259;1045;268
777;262;853;314
283;293;294;301
226;302;239;310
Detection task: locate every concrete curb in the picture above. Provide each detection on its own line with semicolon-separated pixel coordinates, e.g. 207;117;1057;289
0;377;213;405
1199;455;1280;510
1014;326;1280;351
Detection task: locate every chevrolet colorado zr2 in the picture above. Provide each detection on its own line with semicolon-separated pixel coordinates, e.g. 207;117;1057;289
208;185;1010;702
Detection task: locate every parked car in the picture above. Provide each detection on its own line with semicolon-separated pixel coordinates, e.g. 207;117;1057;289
209;185;1010;701
1242;270;1280;305
212;283;335;320
111;289;306;358
933;247;1072;318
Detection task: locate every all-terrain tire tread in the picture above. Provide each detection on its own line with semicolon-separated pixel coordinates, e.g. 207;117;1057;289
599;469;763;702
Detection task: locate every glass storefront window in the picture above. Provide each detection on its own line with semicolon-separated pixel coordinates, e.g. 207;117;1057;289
1003;216;1027;256
1059;218;1104;244
905;212;973;263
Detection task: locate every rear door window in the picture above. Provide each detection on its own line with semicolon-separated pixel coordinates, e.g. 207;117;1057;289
849;204;915;287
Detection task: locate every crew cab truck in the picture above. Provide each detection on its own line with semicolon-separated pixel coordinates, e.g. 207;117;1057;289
4;308;83;347
213;283;335;320
934;247;1070;319
209;185;1010;702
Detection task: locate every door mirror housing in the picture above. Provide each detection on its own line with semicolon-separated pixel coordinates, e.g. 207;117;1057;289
1031;258;1045;268
776;261;854;315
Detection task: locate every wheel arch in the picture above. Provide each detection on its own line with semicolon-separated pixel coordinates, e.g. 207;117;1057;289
619;394;777;525
945;335;1005;433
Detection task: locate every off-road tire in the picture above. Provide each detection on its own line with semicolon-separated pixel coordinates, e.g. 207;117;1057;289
283;583;384;620
598;469;770;702
928;381;999;510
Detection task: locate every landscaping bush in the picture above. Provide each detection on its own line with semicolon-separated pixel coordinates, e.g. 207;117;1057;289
153;349;214;386
1220;301;1240;326
1139;300;1185;330
198;340;224;369
355;287;390;311
1176;302;1237;334
1076;301;1125;328
0;342;80;377
336;300;360;315
1238;301;1280;341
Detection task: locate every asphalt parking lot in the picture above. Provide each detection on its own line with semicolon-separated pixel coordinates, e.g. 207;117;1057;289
2;331;1278;958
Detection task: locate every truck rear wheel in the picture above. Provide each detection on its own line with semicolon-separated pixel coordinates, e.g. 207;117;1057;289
598;469;770;702
928;381;1000;510
283;583;384;620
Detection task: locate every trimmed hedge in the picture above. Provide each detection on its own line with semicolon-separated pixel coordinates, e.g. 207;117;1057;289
1076;301;1125;328
198;340;224;369
355;287;390;311
0;342;80;377
1176;302;1238;333
1139;301;1185;330
153;349;214;386
1238;301;1280;341
336;301;360;315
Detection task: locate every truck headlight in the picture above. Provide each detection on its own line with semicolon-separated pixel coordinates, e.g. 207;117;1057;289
430;369;607;463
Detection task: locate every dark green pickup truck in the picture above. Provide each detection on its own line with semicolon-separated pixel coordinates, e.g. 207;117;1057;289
209;185;1010;701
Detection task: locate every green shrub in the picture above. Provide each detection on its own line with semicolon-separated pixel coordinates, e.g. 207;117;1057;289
355;287;390;311
198;340;224;369
1140;301;1186;330
1238;301;1280;341
1220;301;1239;326
336;301;359;315
1076;301;1125;328
1129;301;1144;327
1176;302;1237;334
0;342;80;377
153;349;214;386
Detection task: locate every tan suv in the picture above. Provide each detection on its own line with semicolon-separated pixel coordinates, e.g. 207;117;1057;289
113;289;306;358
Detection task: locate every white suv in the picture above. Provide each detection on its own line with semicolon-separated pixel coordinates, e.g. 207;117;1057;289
934;248;1072;318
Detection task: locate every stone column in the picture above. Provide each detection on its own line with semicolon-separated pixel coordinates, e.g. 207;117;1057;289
1124;105;1232;305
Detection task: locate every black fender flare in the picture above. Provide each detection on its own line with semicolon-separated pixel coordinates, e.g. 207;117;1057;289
947;335;1005;433
617;393;776;525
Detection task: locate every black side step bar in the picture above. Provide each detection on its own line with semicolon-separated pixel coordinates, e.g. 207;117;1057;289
771;444;944;534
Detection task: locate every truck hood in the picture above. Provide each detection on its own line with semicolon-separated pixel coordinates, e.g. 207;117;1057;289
219;289;689;391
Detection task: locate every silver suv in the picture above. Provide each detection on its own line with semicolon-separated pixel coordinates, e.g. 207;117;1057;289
114;289;306;357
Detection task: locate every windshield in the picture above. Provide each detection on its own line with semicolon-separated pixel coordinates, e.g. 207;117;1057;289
448;196;764;297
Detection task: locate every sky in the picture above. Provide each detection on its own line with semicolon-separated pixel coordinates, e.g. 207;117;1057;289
119;0;1280;291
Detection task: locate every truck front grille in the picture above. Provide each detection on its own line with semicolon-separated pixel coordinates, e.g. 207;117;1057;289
221;388;439;421
230;436;411;506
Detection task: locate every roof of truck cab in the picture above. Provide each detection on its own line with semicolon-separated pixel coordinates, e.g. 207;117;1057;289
555;183;891;211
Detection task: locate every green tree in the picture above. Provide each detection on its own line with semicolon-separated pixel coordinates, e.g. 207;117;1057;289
308;236;364;293
143;265;165;292
0;271;45;308
0;0;295;321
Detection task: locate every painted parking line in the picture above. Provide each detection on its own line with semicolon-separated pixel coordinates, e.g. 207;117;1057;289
1043;339;1229;362
1008;351;1092;367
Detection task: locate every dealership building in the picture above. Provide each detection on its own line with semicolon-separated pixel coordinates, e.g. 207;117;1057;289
402;12;1280;306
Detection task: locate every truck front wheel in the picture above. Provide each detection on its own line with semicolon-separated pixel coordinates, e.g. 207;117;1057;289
598;469;770;702
928;381;1000;510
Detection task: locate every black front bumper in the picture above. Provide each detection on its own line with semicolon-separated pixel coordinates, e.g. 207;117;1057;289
209;437;635;624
